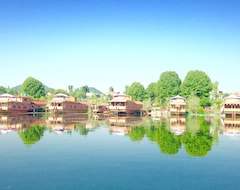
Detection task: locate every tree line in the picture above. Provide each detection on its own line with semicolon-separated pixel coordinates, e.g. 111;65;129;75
0;70;227;113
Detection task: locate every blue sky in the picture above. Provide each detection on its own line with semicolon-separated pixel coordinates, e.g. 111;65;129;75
0;0;239;93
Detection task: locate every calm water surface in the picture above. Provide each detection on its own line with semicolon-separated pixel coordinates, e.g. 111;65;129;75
0;114;240;190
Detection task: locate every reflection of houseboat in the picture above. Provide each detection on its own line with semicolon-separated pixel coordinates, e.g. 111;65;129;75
170;95;186;116
48;93;88;113
0;114;46;134
108;116;143;135
0;94;32;112
109;94;143;115
47;114;88;134
221;95;240;118
169;117;186;135
222;118;240;136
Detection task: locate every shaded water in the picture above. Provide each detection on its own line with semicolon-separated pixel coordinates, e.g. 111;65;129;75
0;114;240;190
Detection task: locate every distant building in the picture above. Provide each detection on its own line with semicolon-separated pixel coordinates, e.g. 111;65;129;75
221;94;240;118
0;93;32;112
169;95;186;116
108;94;143;115
48;93;88;113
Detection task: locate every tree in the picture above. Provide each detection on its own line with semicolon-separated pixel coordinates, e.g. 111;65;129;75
182;118;213;156
109;86;114;92
68;85;73;95
18;124;45;146
0;86;6;94
181;70;212;102
187;94;200;114
127;126;145;141
157;71;181;105
74;85;90;99
19;77;46;99
145;82;157;101
124;82;145;101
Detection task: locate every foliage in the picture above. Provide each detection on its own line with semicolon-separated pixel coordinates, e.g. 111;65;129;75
156;71;181;105
124;82;145;101
145;82;157;101
182;119;213;156
180;70;212;102
127;126;145;141
73;85;90;100
19;77;46;99
109;86;114;92
0;86;6;94
18;125;45;146
157;125;182;155
75;124;88;136
186;94;200;114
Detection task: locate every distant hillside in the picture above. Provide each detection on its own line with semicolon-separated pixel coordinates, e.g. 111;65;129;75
89;87;104;95
12;84;51;92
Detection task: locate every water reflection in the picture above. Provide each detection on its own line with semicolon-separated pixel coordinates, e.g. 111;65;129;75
0;113;237;156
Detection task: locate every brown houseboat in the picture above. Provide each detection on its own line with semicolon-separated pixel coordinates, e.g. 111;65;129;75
221;95;240;118
108;94;143;115
48;93;88;113
0;94;32;112
169;95;186;116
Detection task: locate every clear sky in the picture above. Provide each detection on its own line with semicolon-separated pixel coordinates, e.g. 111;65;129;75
0;0;239;93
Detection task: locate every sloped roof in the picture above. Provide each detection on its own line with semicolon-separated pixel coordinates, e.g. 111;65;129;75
0;93;15;97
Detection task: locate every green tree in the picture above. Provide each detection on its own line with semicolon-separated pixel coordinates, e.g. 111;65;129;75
18;125;45;146
68;85;74;95
0;86;6;94
187;94;200;114
182;118;213;156
124;82;145;101
145;82;157;101
19;77;46;99
181;70;212;104
127;126;145;141
157;71;181;105
109;86;114;92
74;85;90;99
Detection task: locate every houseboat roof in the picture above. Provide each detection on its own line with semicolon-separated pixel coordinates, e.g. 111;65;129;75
0;93;15;98
54;93;69;98
170;95;186;101
224;94;240;100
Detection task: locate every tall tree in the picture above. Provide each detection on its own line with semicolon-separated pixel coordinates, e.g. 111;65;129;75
145;82;157;101
109;86;114;92
124;82;145;101
19;77;46;99
157;71;181;104
181;70;212;100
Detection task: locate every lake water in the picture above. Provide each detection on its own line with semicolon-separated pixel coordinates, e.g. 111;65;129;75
0;114;240;190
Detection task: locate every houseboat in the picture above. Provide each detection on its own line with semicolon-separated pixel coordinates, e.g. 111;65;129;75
169;95;186;116
48;93;88;113
0;93;32;112
221;94;240;118
108;94;143;115
91;104;109;114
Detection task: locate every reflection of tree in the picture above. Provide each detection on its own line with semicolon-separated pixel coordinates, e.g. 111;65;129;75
146;123;182;155
127;126;145;141
75;124;88;136
157;126;182;155
182;118;213;156
18;125;45;146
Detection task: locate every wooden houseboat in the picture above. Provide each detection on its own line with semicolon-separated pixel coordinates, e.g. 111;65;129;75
221;95;240;118
48;93;88;113
0;93;32;112
169;95;186;116
108;94;143;115
91;104;109;114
